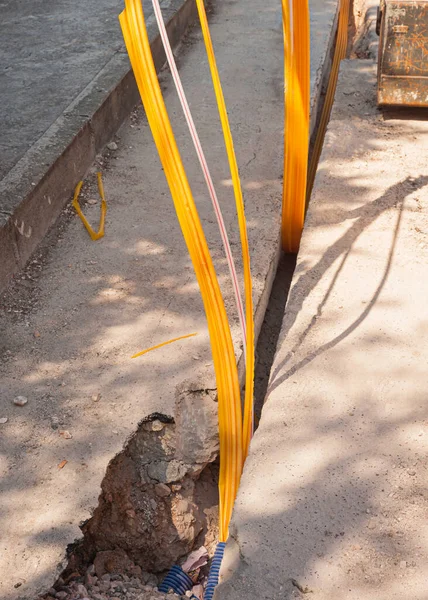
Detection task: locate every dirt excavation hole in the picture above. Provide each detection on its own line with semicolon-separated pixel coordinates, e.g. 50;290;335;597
42;382;222;600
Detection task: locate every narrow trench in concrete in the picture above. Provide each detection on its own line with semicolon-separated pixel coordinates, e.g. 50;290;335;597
44;4;377;599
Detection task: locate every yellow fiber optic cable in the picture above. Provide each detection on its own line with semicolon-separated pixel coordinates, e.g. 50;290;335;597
72;172;107;241
194;0;255;462
131;332;197;358
119;0;243;542
282;0;310;253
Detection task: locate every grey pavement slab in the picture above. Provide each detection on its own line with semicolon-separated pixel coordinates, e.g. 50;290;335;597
217;60;428;600
0;0;151;180
0;0;197;292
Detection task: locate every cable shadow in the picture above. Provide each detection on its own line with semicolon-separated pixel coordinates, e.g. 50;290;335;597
268;174;428;396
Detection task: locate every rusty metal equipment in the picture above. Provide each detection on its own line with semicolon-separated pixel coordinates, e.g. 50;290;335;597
377;0;428;106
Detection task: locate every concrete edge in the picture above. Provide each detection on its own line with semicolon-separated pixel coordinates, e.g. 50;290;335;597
214;1;341;596
0;0;201;294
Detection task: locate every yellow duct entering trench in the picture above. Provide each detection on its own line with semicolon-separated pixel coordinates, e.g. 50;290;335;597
281;0;310;254
119;0;244;542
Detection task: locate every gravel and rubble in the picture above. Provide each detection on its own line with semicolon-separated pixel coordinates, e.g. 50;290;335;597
37;548;208;600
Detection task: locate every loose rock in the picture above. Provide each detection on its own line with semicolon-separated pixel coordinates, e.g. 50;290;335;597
0;417;8;424
107;142;118;151
154;483;171;498
13;396;28;406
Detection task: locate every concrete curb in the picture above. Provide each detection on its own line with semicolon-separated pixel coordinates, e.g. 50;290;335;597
0;0;200;294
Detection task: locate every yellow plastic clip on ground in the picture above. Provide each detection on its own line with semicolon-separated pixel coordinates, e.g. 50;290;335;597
195;0;255;461
72;172;107;241
281;0;310;254
119;0;243;543
307;0;350;198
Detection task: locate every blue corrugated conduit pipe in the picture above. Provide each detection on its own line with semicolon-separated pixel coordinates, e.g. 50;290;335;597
203;542;226;600
158;565;193;595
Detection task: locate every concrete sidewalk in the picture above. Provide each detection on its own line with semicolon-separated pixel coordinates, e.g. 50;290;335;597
0;0;200;292
0;1;338;598
217;61;428;600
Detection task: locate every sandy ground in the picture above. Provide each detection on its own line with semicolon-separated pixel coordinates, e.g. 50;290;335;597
217;59;428;600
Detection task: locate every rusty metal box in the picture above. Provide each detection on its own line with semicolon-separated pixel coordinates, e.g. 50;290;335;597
377;0;428;106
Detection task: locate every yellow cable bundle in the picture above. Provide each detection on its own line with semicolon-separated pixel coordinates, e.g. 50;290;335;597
194;0;255;462
307;0;350;197
282;0;310;253
119;0;243;542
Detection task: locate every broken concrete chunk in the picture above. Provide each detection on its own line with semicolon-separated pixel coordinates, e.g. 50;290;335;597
174;381;219;473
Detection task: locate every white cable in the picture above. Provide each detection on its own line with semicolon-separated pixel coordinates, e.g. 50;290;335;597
151;0;247;357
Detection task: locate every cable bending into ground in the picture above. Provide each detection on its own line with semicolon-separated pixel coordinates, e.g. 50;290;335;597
194;0;255;463
119;0;243;543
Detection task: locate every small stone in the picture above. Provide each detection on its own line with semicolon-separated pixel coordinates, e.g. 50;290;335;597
98;581;110;592
399;560;407;569
76;583;88;597
151;419;165;431
408;470;416;476
87;199;97;205
147;459;187;483
59;430;73;439
155;483;171;498
0;417;8;424
129;565;142;578
101;574;111;582
107;142;118;151
55;593;67;600
92;393;102;402
367;520;376;530
13;396;28;406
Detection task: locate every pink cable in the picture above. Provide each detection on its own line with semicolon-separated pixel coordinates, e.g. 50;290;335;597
151;0;247;356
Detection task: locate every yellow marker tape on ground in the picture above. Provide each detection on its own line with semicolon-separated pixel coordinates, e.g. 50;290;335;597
194;0;255;463
282;0;310;253
307;0;350;198
72;172;107;241
119;0;243;543
131;332;197;358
